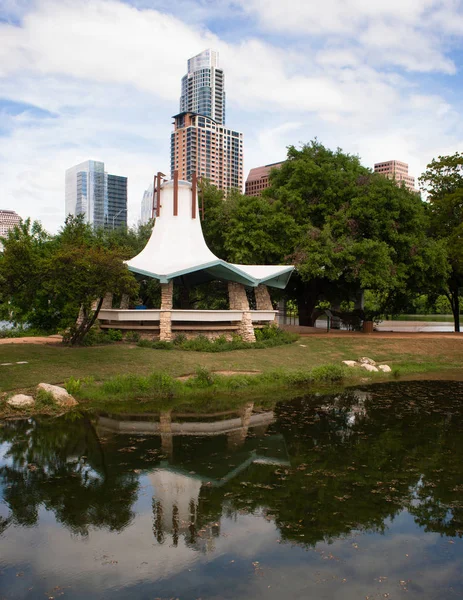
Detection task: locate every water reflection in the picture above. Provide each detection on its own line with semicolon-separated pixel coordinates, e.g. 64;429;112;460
1;381;463;598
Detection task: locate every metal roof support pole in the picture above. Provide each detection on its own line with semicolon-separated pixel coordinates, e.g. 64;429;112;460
173;170;179;216
191;172;197;219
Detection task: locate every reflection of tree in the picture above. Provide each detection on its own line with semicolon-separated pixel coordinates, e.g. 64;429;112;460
1;382;463;548
194;382;463;547
0;415;139;536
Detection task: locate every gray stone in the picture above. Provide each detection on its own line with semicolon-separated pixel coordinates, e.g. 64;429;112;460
37;383;78;407
358;357;376;366
7;394;35;408
360;363;379;372
378;364;392;373
342;360;360;368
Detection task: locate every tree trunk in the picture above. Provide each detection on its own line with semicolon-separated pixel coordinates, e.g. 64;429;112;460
296;296;318;326
452;289;460;332
446;286;460;332
70;297;104;344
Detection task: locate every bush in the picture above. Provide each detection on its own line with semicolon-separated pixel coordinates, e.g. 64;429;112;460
106;329;123;342
151;340;174;350
137;338;153;348
125;331;141;343
64;376;82;395
189;366;215;387
35;389;56;408
310;364;345;382
173;333;187;346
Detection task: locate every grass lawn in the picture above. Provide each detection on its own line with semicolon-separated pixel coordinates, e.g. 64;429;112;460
1;335;463;394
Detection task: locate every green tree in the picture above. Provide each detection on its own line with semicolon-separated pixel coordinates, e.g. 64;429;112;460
419;152;463;332
218;141;447;326
0;216;139;343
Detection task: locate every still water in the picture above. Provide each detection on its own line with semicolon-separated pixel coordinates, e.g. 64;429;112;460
1;381;463;599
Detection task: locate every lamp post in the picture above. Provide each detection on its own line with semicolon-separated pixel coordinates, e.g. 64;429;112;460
112;208;127;229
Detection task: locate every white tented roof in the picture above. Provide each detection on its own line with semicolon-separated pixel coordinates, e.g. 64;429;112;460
126;179;294;289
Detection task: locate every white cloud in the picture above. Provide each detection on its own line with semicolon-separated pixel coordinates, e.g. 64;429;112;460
0;0;462;231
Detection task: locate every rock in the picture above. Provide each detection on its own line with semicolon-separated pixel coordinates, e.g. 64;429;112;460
342;360;360;368
36;383;78;407
378;364;392;373
358;357;376;366
360;363;379;372
7;394;35;408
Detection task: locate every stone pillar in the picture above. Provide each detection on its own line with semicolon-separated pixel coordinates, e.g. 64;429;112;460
160;281;173;341
254;285;273;311
101;292;113;309
120;294;130;309
228;282;256;342
254;284;277;324
227;402;254;450
160;410;173;458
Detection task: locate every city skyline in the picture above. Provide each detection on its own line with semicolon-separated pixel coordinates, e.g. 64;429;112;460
1;0;463;231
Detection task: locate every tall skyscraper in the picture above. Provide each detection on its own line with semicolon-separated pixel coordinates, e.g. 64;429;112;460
171;50;243;193
180;49;225;125
374;160;416;191
65;160;128;229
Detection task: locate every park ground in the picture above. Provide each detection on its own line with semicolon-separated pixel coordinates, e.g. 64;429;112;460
1;331;462;395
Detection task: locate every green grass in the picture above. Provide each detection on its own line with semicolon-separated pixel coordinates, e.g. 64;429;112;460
0;336;462;399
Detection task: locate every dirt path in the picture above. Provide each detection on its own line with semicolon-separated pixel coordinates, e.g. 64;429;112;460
0;335;63;345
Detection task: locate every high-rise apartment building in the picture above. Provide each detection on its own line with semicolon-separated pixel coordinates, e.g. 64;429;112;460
65;160;128;229
180;49;225;125
374;160;416;191
171;50;243;193
245;161;284;196
0;209;21;238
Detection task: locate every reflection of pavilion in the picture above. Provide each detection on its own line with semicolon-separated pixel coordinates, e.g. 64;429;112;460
98;173;293;341
96;406;290;552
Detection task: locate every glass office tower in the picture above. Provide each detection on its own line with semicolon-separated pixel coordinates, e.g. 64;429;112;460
65;160;127;229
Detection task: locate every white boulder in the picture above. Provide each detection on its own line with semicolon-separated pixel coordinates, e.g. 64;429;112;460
358;357;376;365
342;360;360;368
37;383;78;407
360;363;379;372
378;364;392;373
7;394;35;408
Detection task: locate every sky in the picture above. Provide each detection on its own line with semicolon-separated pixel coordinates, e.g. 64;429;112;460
1;0;463;232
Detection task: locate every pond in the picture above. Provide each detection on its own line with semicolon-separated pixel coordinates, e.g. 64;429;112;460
1;381;463;599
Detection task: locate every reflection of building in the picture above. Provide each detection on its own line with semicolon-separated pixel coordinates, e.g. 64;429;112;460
374;160;416;191
245;161;284;196
65;160;128;229
97;407;289;553
171;50;243;192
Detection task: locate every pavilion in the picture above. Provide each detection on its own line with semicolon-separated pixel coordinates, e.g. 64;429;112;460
98;172;294;341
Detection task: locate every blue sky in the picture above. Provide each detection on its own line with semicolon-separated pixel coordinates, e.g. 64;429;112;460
1;0;463;231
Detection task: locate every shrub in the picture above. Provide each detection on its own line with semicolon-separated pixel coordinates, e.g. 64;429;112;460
125;331;141;343
173;333;187;346
35;389;56;408
64;376;82;395
310;364;345;383
190;366;215;387
151;340;174;350
137;338;153;348
106;329;123;342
